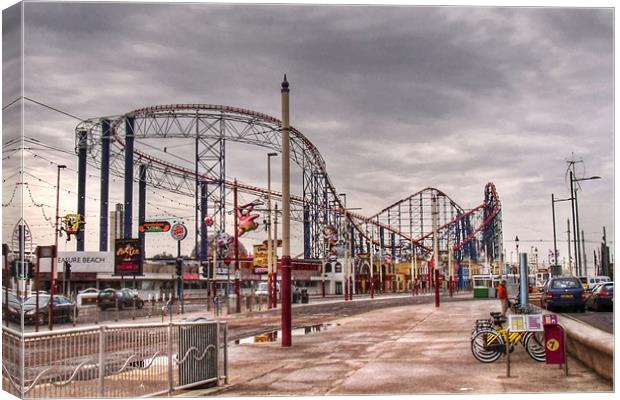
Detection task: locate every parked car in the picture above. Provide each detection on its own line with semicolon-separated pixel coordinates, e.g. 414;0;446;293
77;288;100;308
540;276;586;312
4;292;23;322
585;282;614;311
21;295;77;324
255;282;270;296
254;282;296;299
97;288;144;310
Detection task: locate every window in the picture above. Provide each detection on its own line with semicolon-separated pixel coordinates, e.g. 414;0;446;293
325;264;332;273
551;279;580;289
335;263;342;273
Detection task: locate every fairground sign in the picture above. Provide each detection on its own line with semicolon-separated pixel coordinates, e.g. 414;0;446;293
170;223;188;241
139;221;171;233
114;239;143;276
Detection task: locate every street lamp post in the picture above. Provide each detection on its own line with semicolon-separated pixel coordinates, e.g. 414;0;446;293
370;223;375;299
570;173;601;276
340;193;348;302
50;164;66;330
551;194;571;276
280;75;292;347
266;152;277;309
233;180;241;314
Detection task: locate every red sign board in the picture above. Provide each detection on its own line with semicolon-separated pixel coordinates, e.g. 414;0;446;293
544;318;565;364
114;239;143;276
139;221;171;233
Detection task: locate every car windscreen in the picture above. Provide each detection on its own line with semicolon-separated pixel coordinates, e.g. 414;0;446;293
551;279;581;289
24;296;50;306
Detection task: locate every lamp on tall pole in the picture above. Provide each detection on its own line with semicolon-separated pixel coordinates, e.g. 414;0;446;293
50;164;66;330
552;194;572;276
570;173;601;276
266;152;277;309
340;193;348;301
514;236;519;274
280;74;292;347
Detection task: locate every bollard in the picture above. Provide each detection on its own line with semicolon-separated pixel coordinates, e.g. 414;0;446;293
506;329;511;378
434;270;440;307
115;297;119;322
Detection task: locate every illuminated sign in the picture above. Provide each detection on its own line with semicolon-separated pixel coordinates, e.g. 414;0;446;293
139;221;171;233
114;239;143;276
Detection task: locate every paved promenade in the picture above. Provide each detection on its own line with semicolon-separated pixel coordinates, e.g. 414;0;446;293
182;298;612;396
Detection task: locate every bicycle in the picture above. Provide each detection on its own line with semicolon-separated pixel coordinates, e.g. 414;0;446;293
470;312;546;363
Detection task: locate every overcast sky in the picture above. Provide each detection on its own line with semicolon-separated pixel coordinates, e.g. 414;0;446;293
2;2;614;270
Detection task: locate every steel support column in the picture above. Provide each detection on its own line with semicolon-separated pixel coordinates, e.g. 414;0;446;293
138;164;147;263
200;181;209;263
76;129;88;251
123;117;135;239
99;119;110;251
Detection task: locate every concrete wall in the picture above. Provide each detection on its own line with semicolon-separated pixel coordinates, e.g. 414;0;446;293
558;315;613;382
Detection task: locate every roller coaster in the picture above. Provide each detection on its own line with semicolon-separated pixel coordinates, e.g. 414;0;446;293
74;103;502;267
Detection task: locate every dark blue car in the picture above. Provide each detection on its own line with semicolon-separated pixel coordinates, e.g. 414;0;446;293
585;282;614;311
541;276;586;312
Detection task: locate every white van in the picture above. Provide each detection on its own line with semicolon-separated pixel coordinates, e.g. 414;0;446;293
580;276;611;290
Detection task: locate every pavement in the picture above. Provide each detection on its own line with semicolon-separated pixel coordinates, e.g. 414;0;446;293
180;297;612;396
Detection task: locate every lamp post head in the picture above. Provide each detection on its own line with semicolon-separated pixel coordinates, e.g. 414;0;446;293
268;152;278;157
573;175;602;182
58;165;67;169
281;74;289;92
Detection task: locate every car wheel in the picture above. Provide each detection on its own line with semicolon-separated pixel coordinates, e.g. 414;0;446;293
136;300;144;309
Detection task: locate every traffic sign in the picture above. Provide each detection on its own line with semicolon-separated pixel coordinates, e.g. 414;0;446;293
139;221;171;233
170;223;188;241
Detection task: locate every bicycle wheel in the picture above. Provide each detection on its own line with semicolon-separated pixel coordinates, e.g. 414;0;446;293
471;329;504;363
523;331;546;362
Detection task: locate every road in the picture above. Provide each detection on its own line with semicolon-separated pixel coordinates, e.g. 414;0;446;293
6;291;612;336
562;310;613;333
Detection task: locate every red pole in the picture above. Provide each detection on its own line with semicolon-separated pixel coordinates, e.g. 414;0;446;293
234;180;241;314
281;255;292;346
271;260;276;308
267;272;273;309
3;244;8;327
349;276;353;300
370;277;375;298
35;253;40;332
435;269;440;307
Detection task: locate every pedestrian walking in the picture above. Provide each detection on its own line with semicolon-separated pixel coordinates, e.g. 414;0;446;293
498;279;509;316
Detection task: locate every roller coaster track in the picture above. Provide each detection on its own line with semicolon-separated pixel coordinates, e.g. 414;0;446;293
76;104;502;261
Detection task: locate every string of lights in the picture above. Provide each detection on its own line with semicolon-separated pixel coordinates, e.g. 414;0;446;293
2;182;20;207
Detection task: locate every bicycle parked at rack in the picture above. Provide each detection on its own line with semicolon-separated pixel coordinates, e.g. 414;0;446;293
470;311;546;363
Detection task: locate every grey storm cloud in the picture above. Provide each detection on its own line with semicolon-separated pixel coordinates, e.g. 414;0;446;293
2;2;614;260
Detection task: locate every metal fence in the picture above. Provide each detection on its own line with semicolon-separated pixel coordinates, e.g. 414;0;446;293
2;320;228;398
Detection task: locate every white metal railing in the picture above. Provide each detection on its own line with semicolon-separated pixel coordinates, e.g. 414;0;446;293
1;320;227;398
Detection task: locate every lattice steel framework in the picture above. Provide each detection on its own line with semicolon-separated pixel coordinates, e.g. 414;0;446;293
75;104;502;262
